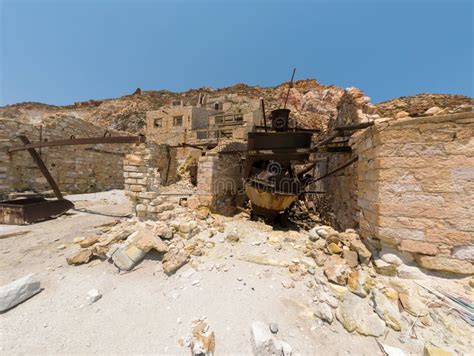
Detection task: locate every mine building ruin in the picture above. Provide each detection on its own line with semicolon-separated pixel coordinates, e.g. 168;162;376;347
0;82;473;276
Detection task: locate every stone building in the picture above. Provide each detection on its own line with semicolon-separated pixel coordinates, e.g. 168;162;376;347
145;93;263;148
125;89;473;275
0;115;134;198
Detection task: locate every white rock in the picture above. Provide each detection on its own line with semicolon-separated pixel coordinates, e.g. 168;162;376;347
250;321;290;356
308;227;319;241
0;274;42;312
424;106;442;115
86;289;102;304
397;264;427;280
280;341;292;356
318;291;339;308
314;302;333;324
379;343;406;356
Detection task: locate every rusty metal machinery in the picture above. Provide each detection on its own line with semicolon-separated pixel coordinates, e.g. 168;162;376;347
0;133;145;224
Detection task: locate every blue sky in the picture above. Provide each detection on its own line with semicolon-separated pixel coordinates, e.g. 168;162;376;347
0;0;472;106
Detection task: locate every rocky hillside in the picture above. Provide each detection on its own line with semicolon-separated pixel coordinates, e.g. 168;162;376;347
0;80;351;134
1;81;471;134
375;93;473;118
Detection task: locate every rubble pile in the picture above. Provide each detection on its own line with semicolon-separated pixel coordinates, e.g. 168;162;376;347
66;201;218;274
59;201;471;355
282;223;472;353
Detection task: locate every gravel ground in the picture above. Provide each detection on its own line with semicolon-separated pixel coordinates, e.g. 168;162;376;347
0;190;470;355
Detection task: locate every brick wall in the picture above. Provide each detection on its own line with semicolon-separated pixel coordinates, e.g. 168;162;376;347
356;112;474;274
0;116;131;198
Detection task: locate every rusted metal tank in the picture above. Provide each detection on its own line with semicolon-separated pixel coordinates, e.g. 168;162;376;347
0;198;74;225
243;108;314;218
245;184;296;218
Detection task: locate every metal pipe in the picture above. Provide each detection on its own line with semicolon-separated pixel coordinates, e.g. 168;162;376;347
283;68;296;109
261;99;268;132
9;135;146;153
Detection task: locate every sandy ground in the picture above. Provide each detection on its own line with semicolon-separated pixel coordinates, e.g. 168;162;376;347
0;191;470;355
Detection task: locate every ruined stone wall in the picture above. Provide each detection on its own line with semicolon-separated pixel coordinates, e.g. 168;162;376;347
356;112;474;274
317;88;379;230
0;116;130;197
123;142;178;219
190;149;243;216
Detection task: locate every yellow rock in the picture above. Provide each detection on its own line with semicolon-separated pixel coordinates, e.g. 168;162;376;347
66;249;93;265
79;236;99;248
423;344;453;356
383;287;398;302
328;242;342;254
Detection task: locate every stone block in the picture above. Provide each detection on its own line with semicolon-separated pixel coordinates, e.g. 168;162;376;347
0;274;42;312
415;255;474;275
399;240;438;255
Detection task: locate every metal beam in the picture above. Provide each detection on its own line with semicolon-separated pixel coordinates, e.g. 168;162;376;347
8;135;146;153
18;135;64;200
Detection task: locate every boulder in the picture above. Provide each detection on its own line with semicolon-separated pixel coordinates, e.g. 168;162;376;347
67;249;94;265
0;274;42;312
196;207;210;220
349;239;371;265
398;293;428;317
250;321;291;356
395;111;410;118
373;259;398;276
131;230;169;253
372;289;401;331
314;302;333;324
424;106;442;116
111;244;146;271
423;344;453;356
79;236;99;248
347;270;372;297
336;292;386;337
342;250;359;268
327;243;342;254
379;248;403;266
162;250;190;275
308;227;319;242
397;264;427;280
414;255;474;275
318;291;339;308
324;256;349;285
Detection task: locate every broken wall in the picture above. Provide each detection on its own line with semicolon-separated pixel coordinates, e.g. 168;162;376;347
355;112;474;274
190;148;244;216
316;88;378;230
123;142;179;219
0;116;129;197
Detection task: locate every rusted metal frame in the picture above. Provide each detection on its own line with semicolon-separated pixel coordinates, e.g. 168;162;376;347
8;135;146;153
17;135;64;200
312;156;358;182
253;126;321;133
283;68;296;109
317;146;352;153
171;143;206;150
84;147;126;156
260;99;268;132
